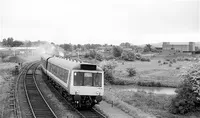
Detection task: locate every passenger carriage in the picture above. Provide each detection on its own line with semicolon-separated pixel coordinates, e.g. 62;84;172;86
41;54;104;108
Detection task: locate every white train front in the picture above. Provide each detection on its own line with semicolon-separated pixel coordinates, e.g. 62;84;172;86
41;54;104;108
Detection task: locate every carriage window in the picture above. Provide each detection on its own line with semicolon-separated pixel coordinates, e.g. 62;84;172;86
74;72;102;87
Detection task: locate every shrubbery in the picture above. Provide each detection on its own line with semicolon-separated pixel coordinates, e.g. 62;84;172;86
163;61;168;64
121;51;136;61
112;46;123;57
99;60;117;84
140;57;150;62
169;63;200;114
126;67;136;77
137;81;162;87
84;50;103;61
104;55;114;60
135;53;142;60
172;59;176;63
96;53;103;61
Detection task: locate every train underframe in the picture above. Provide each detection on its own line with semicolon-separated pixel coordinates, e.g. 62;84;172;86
42;70;102;109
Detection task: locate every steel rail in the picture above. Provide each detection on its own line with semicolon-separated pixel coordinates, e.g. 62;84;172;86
15;62;34;118
33;64;58;118
23;63;38;118
24;63;57;118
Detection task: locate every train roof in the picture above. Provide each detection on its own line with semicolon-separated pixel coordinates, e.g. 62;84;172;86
47;56;103;71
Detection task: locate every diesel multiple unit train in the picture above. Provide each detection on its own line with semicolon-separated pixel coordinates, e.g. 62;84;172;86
41;54;104;108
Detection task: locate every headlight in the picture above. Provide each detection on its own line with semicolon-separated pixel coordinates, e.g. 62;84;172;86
96;91;100;95
75;90;79;95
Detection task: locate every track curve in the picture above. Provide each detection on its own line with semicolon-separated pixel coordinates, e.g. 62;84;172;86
24;63;58;118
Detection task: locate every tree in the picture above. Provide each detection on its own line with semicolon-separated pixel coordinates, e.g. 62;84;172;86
24;40;32;47
2;37;23;47
112;46;123;57
2;38;7;46
120;42;131;48
121;51;136;61
12;40;24;47
169;63;200;114
143;44;152;52
7;37;14;46
60;44;73;51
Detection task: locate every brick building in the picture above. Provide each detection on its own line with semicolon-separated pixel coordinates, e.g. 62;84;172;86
162;42;195;52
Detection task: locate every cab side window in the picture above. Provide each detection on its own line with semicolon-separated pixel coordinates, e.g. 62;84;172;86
64;70;69;83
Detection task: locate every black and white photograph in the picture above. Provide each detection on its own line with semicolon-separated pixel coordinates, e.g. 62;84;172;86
0;0;199;117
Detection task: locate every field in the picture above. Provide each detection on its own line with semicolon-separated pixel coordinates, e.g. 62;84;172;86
112;58;195;87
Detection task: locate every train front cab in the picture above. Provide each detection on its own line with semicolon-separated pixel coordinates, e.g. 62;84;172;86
70;70;104;108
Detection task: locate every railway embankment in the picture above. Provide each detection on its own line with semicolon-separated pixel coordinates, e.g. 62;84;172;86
0;62;18;118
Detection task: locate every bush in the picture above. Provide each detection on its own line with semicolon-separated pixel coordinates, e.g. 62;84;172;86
99;60;117;84
84;50;103;61
112;46;123;57
89;50;97;58
84;50;96;58
135;53;142;60
172;59;176;63
137;81;162;87
140;57;150;62
169;63;200;114
96;53;103;61
158;60;161;63
163;61;168;64
121;51;136;61
126;67;136;77
84;52;90;58
169;64;172;67
104;55;114;60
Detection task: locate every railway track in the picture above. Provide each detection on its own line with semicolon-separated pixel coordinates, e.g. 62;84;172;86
24;63;57;118
15;62;33;118
16;62;57;118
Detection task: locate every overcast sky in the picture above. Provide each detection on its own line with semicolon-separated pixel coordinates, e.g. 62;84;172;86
0;0;199;45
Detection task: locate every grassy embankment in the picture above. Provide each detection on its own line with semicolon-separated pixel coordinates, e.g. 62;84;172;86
0;55;30;118
0;62;18;118
103;86;200;118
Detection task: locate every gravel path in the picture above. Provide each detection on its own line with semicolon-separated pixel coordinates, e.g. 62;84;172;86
96;101;133;118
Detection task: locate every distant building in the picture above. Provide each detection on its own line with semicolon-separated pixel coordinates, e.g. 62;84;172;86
162;42;195;52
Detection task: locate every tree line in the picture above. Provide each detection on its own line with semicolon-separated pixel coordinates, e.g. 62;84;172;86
1;38;155;53
1;37;48;47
